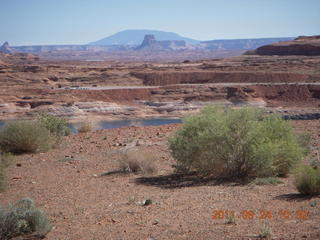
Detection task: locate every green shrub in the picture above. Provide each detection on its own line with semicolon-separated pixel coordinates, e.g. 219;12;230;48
169;106;305;179
0;198;51;240
0;121;53;154
0;153;14;192
294;165;320;195
38;113;71;137
0;160;6;192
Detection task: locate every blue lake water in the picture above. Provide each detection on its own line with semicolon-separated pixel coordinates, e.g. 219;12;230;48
0;118;182;134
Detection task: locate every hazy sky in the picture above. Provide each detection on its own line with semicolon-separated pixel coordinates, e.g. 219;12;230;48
1;0;319;46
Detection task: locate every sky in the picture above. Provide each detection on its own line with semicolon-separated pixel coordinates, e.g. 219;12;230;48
0;0;319;46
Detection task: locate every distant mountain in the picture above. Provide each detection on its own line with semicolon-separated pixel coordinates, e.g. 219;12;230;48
3;34;297;56
199;37;294;50
89;29;200;45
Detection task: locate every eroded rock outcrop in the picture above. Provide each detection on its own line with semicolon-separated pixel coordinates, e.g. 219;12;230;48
136;35;187;50
0;42;15;54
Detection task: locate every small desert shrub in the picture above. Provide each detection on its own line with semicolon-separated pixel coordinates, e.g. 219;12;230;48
259;223;272;239
0;169;5;192
294;165;320;195
296;132;312;155
0;152;13;168
251;177;283;186
225;213;236;224
0;163;5;192
0;121;53;154
78;121;93;133
38;113;71;137
169;106;305;179
0;153;14;192
0;198;51;240
118;149;157;175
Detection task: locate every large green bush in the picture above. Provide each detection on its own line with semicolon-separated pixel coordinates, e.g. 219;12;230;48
0;121;53;154
0;198;51;240
294;165;320;195
169;106;305;179
0;114;71;154
38;113;71;138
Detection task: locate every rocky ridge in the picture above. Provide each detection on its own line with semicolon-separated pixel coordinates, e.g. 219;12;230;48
254;35;320;56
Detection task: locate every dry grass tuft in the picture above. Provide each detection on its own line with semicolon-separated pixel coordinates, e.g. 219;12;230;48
118;148;157;175
78;121;94;133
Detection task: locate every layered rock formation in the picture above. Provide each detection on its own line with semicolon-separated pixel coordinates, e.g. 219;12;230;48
0;53;8;66
1;50;320;119
254;35;320;56
132;71;318;86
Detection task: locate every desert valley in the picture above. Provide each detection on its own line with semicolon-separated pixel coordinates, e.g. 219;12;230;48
0;26;320;240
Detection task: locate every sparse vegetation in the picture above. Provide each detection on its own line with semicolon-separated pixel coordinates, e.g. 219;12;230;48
169;106;305;179
251;177;283;186
118;148;157;175
0;198;51;240
0;121;53;154
294;165;320;195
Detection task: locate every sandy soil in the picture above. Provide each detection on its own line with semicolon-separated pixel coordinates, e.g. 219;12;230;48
1;121;320;240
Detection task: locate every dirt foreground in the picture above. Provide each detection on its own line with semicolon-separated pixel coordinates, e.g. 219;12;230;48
1;120;320;240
